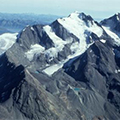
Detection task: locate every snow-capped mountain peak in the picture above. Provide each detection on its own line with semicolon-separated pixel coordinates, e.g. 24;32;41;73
100;13;120;46
68;11;92;21
115;13;120;21
100;13;120;29
58;12;103;38
68;11;80;17
18;12;104;75
0;12;109;77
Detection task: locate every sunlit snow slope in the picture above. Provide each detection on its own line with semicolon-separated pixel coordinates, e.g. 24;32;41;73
0;33;18;55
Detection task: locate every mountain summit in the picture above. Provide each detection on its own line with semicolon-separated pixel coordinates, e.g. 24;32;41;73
0;12;120;120
100;13;120;34
17;12;106;75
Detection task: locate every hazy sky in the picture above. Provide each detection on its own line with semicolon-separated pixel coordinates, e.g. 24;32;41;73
1;0;120;19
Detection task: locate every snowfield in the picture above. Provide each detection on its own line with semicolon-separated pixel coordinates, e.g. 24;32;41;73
0;33;18;55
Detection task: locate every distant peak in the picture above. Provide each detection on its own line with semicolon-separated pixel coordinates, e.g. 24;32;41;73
114;13;120;21
115;13;120;16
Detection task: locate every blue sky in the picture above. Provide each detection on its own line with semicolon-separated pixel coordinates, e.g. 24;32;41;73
1;0;120;19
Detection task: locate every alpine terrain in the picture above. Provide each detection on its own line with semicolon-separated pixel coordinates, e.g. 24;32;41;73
0;11;120;120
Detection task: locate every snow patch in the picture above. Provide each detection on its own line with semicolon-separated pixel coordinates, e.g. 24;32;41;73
112;48;115;55
23;28;26;32
43;62;64;76
102;26;120;45
115;69;120;73
44;48;58;61
116;14;120;21
100;39;106;43
90;50;92;53
43;25;66;49
25;44;45;61
23;25;29;32
31;27;34;31
0;33;18;55
117;16;119;21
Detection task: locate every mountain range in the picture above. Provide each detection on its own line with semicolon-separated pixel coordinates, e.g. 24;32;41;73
0;13;60;33
0;12;120;120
